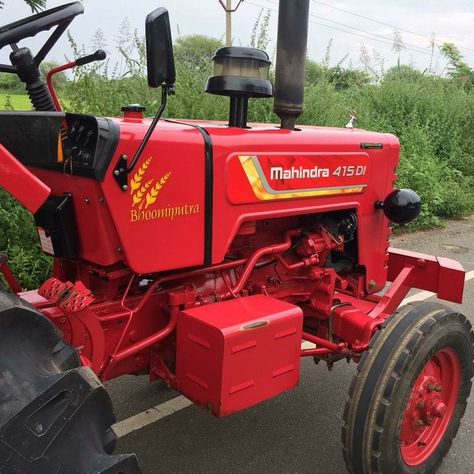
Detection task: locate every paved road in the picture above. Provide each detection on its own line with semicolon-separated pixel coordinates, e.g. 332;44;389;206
109;216;474;474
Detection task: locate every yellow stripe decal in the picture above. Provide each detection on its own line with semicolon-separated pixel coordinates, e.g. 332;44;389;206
239;155;365;201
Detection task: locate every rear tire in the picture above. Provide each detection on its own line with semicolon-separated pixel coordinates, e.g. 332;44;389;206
342;301;474;474
0;291;141;473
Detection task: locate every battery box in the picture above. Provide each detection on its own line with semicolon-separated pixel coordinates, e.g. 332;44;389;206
176;295;303;417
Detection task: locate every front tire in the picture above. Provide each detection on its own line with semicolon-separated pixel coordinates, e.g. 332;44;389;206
342;302;474;474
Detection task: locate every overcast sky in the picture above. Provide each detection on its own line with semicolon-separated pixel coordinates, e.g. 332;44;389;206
1;0;474;74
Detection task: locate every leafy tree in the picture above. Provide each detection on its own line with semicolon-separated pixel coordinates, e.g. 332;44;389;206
327;65;370;89
305;59;324;85
0;0;47;12
384;65;424;82
0;72;22;91
440;42;474;88
174;35;223;74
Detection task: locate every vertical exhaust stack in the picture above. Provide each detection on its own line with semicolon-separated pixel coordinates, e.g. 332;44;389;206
273;0;310;130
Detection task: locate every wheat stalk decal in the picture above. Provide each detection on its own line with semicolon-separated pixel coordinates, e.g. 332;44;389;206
130;157;152;194
132;179;154;207
145;172;172;209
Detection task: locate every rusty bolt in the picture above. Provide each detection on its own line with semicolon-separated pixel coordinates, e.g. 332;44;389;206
416;419;425;427
434;384;442;392
416;401;425;409
369;280;377;289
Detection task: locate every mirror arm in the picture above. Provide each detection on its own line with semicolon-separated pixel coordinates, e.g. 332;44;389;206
113;84;174;191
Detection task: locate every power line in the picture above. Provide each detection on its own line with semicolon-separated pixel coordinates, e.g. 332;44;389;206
311;14;431;55
246;0;433;58
257;0;431;54
311;0;474;55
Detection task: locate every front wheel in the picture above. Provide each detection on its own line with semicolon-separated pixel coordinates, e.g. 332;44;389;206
342;302;474;473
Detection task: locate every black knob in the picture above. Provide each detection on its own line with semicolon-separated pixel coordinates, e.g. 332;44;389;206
377;189;421;224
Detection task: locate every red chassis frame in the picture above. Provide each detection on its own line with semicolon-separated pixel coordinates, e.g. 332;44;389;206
17;244;464;385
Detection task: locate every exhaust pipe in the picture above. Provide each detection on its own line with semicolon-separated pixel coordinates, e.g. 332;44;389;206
273;0;310;130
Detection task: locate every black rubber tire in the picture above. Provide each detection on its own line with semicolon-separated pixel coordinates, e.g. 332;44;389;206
0;290;141;473
342;301;474;474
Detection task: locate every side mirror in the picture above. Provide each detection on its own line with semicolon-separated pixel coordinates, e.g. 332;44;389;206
146;7;176;88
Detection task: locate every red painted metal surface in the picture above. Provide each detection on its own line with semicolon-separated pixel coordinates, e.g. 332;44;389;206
3;110;465;416
209;123;398;295
0;144;50;213
29;118;396;288
31;169;123;267
176;295;303;416
388;247;465;303
47;61;76;112
400;348;460;466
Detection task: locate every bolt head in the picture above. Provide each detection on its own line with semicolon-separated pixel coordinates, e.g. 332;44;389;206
369;280;377;289
114;170;120;176
122;185;128;191
433;402;446;418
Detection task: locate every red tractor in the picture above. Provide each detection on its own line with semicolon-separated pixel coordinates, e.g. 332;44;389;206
0;1;472;473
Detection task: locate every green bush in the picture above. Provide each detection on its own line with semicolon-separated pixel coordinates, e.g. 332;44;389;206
0;190;52;290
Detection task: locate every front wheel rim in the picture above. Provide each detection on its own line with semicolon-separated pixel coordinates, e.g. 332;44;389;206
400;348;461;466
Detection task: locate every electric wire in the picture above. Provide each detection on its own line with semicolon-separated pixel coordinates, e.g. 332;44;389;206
310;0;474;55
245;0;433;58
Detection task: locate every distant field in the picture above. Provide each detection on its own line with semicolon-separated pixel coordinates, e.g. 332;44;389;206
0;92;32;110
0;91;70;111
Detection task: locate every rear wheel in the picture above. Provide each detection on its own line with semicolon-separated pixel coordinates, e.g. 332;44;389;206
342;301;474;474
0;290;141;473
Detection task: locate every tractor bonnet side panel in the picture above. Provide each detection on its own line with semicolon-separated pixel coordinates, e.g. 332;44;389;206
100;119;207;274
207;124;399;294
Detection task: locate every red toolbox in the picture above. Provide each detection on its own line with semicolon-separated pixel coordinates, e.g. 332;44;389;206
176;295;303;416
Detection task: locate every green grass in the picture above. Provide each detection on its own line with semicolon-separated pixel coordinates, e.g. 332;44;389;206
0;91;71;111
0;92;32;110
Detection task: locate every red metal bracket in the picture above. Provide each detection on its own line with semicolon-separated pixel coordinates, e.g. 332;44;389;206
39;278;94;312
387;247;465;304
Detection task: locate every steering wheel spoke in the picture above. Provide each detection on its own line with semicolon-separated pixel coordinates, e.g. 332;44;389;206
0;2;84;72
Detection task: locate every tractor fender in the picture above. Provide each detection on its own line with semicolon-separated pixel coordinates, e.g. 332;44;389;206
0;143;50;213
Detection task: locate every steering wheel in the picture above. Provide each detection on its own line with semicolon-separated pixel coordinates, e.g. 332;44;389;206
0;2;84;73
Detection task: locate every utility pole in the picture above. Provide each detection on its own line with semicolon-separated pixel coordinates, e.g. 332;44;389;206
219;0;244;46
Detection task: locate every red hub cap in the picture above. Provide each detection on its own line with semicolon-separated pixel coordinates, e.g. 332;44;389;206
400;348;460;466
